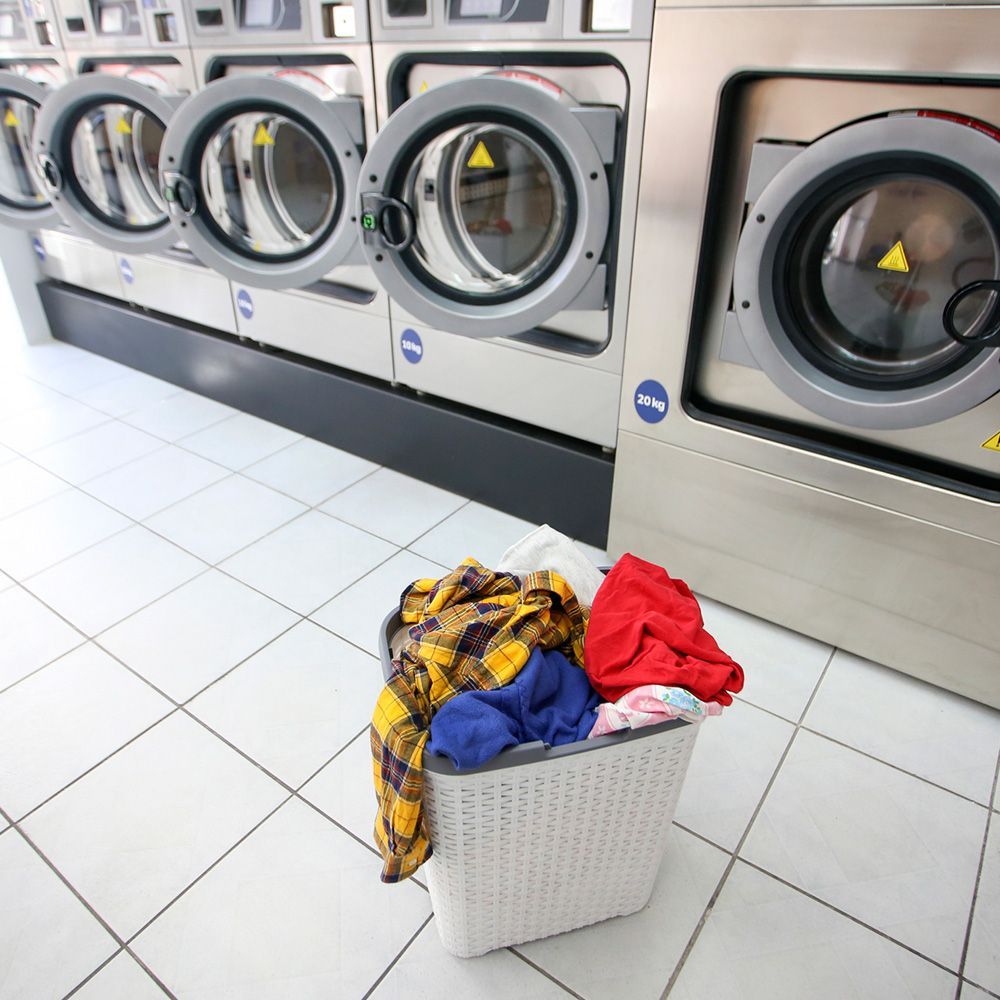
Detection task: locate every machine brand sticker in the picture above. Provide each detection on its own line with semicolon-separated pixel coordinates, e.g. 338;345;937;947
119;258;134;284
31;237;45;262
981;430;1000;452
253;124;274;147
236;289;254;320
467;141;495;170
115;117;132;135
400;328;423;364
877;240;910;273
3;109;19;128
634;379;669;423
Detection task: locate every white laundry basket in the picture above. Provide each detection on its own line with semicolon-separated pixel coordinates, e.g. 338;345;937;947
378;607;701;958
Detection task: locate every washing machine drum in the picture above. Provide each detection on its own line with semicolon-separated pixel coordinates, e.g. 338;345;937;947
32;73;179;254
0;72;60;229
358;73;615;339
734;112;1000;430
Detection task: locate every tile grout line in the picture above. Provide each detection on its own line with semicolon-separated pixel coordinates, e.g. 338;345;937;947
952;747;1000;1000
60;947;123;998
359;914;434;1000
508;948;587;998
658;646;838;999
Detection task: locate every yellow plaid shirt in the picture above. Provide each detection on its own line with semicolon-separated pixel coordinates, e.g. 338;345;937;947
371;559;588;882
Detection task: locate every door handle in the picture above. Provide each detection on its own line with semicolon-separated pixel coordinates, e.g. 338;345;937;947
36;153;62;194
161;172;197;219
943;280;1000;351
360;194;416;253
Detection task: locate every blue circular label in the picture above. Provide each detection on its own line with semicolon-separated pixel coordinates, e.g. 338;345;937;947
236;289;254;320
119;258;134;284
400;328;423;364
32;237;45;262
633;379;669;423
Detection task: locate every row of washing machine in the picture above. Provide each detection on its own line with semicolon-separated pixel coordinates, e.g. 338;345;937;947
0;0;650;448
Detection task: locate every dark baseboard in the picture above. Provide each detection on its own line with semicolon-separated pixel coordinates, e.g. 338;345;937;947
38;281;613;547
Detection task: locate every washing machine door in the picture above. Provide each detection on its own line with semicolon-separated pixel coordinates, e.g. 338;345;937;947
32;73;179;254
734;112;1000;431
0;72;60;229
157;74;363;289
358;73;615;339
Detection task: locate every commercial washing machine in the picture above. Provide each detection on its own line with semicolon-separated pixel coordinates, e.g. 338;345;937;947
357;0;652;447
612;2;1000;706
149;0;390;380
29;0;239;331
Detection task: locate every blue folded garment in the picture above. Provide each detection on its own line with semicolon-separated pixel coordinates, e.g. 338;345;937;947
426;648;600;770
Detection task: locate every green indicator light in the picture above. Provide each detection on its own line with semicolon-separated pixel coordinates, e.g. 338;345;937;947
361;211;377;231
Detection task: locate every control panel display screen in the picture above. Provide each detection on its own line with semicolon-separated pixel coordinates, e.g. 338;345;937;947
459;0;502;16
241;0;274;27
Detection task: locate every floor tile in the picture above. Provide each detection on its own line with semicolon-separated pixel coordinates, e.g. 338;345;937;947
0;490;129;580
299;730;374;845
122;391;235;442
26;352;127;396
0;442;16;465
320;467;466;546
0;586;83;691
3;340;83;377
674;699;794;850
220;510;397;615
670;860;957;1000
0;395;107;454
519;827;730;1000
964;819;1000;994
575;539;611;566
372;922;569;999
31;422;163;486
131;798;431;998
310;549;448;656
804;650;1000;805
0;375;67;420
188;621;381;787
75;371;183;418
177;412;302;471
72;953;168;999
959;983;996;999
146;475;307;564
698;596;832;722
0;457;68;519
409;501;535;570
83;445;229;520
242;437;378;506
98;569;298;702
0;829;117;1000
741;729;987;969
0;643;170;819
25;526;204;636
22;712;286;940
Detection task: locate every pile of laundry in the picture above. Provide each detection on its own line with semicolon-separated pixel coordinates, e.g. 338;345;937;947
370;525;744;883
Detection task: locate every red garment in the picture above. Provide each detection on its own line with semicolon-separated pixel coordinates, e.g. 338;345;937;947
584;553;744;705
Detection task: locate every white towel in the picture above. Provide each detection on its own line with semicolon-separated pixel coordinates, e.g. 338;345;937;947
498;524;606;607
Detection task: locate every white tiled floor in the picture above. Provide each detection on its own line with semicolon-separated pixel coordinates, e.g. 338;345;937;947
1;339;999;1000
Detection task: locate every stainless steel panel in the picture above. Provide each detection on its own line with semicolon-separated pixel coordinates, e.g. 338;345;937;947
35;226;125;297
390;315;622;447
124;253;237;332
235;286;393;380
610;432;1000;709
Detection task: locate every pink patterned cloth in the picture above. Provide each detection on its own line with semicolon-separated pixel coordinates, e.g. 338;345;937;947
587;685;723;739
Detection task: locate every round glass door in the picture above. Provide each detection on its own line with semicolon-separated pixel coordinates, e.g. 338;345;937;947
733;112;1000;430
358;73;612;339
31;73;180;253
158;73;362;289
0;72;60;228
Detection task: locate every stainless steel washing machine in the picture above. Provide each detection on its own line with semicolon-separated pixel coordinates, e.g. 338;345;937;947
29;0;240;330
359;0;651;447
612;3;1000;706
152;0;390;380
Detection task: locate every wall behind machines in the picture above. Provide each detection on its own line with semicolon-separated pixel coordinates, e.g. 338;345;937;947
609;3;1000;706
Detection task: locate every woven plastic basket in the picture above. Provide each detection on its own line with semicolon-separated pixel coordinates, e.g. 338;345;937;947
378;606;701;958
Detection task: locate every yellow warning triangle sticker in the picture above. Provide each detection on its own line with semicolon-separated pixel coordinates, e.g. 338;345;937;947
467;140;494;169
115;117;132;135
418;80;428;93
253;123;274;147
981;430;1000;452
3;109;19;127
877;240;910;273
